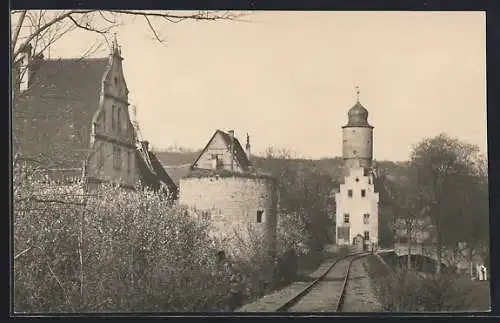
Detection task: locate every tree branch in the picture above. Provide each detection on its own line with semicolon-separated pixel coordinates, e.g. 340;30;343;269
107;10;243;22
143;15;163;43
15;196;86;206
14;246;33;260
67;14;108;35
13;10;93;61
11;10;27;51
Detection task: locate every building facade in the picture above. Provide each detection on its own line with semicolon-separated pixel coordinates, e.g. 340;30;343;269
335;91;379;249
85;40;137;188
179;130;277;258
13;39;175;196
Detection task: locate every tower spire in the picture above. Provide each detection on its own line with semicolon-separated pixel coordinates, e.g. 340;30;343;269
111;32;121;56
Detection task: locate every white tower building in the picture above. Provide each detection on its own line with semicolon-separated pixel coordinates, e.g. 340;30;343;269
335;87;379;249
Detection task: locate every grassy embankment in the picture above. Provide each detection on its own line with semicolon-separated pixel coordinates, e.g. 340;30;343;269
364;254;490;312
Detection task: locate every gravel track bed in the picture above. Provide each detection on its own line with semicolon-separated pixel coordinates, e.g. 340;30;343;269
284;257;351;312
340;256;382;312
235;253;341;312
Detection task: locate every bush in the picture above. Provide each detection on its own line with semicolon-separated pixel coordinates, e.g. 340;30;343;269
14;159;330;313
14;165;235;312
366;255;480;312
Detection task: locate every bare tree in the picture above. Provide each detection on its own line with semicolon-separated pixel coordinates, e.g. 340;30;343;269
264;146;296;160
11;10;246;96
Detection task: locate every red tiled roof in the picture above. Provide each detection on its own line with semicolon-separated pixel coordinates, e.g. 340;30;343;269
13;57;110;168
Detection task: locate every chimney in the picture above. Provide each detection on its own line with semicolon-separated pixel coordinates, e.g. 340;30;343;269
245;133;251;162
141;140;149;152
228;130;234;171
17;43;33;93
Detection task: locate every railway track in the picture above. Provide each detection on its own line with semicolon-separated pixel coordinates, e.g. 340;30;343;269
275;251;370;312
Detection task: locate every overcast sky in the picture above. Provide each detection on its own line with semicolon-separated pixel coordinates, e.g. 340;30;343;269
16;11;486;161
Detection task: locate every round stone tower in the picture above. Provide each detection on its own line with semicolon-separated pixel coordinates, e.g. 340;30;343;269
342;87;374;175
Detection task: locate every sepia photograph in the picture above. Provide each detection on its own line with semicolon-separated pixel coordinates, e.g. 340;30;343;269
11;9;490;314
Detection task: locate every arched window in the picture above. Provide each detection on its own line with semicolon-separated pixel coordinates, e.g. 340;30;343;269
111;105;116;130
117;107;121;133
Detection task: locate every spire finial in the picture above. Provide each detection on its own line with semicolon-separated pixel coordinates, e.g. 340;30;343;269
355;85;360;102
246;133;250;147
112;33;121;55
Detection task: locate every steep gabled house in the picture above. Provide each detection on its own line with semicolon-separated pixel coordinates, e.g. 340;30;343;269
12;40;175;199
190;129;251;173
179;129;277;258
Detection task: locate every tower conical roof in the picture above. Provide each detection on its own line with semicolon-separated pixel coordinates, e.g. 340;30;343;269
346;101;371;127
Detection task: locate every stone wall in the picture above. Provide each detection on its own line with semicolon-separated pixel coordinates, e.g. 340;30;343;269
342;126;373;171
179;175;277;257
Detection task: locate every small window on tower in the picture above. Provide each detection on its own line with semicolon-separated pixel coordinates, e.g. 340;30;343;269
364;213;370;224
127;150;132;174
99;146;104;169
364;231;370;241
111;105;116;130
117;107;122;133
344;213;350;224
355;177;359;182
257;210;264;223
348;189;353;198
353;150;358;155
361;189;366;197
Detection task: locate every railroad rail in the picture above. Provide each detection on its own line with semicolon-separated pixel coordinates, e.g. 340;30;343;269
275;250;370;312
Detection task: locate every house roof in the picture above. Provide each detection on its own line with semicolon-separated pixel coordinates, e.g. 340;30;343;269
162;164;191;186
190;129;251;171
148;151;178;196
13;57;110;168
136;147;178;199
